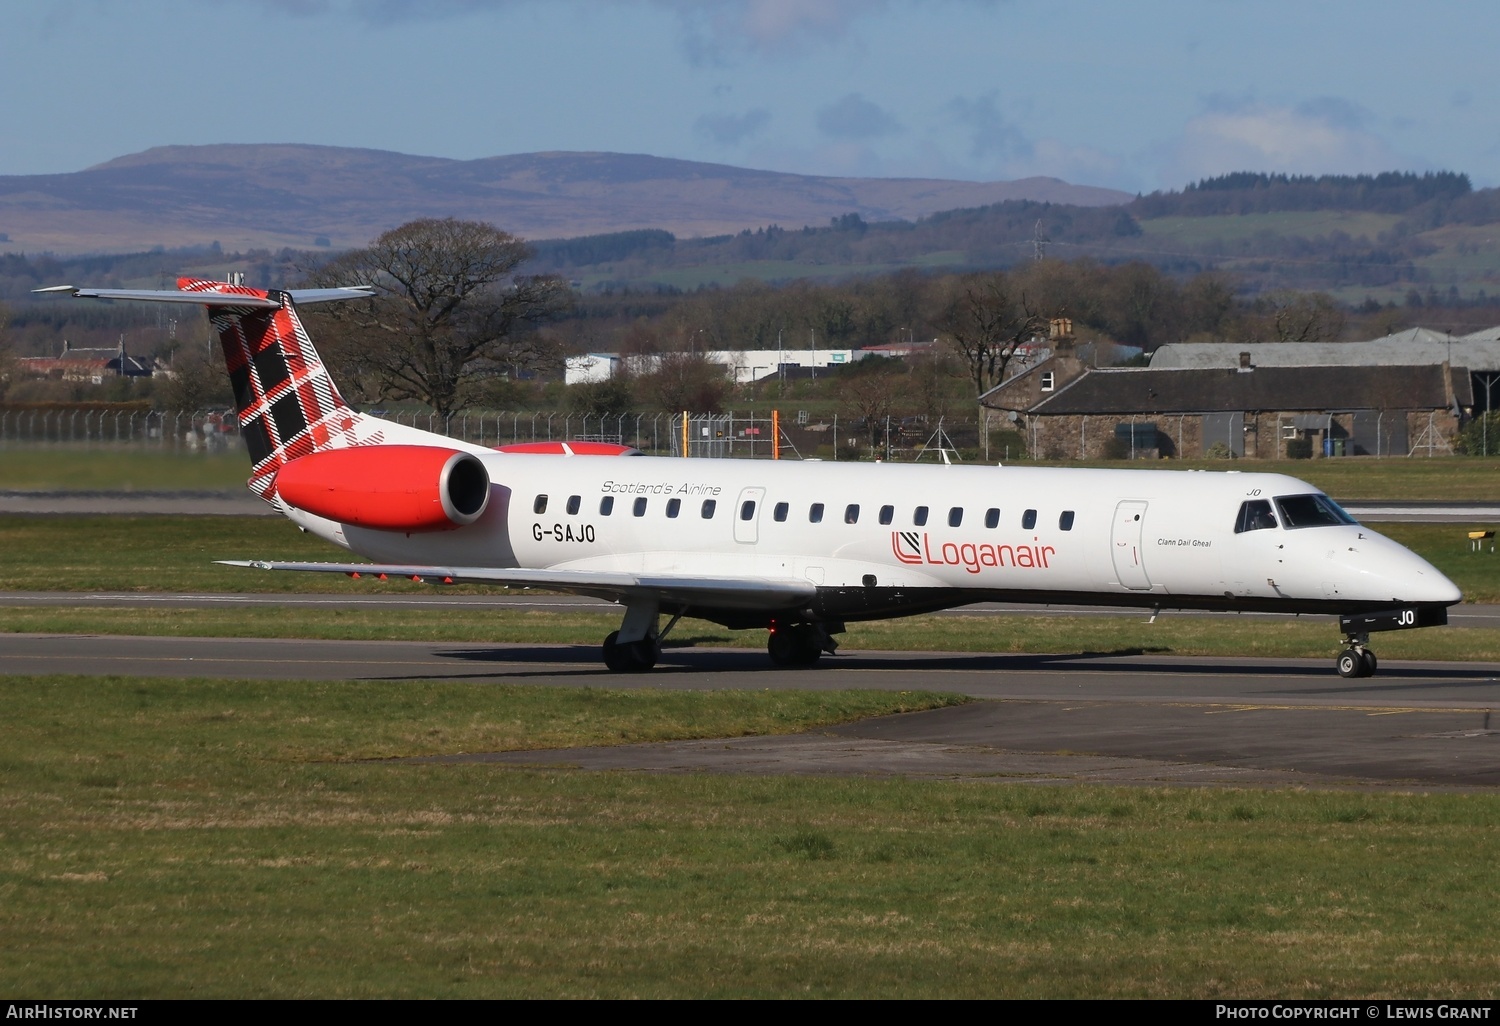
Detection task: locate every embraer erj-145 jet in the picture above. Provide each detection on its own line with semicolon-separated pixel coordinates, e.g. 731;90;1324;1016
38;278;1460;677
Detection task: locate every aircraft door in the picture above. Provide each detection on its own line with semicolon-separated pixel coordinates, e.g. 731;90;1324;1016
1111;500;1152;590
734;486;766;544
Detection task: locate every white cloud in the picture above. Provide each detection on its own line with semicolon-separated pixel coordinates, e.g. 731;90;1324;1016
1162;98;1406;186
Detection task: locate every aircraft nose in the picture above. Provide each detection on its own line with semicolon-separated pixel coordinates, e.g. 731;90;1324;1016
1392;548;1461;605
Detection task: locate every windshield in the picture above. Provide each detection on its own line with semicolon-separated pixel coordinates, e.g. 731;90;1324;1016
1274;493;1358;529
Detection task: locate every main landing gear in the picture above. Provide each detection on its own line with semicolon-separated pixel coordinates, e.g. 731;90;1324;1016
598;602;842;673
600;597;680;674
602;630;660;672
767;621;839;667
1336;632;1377;679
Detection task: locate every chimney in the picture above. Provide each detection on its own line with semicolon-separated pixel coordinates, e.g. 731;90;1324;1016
1238;351;1253;372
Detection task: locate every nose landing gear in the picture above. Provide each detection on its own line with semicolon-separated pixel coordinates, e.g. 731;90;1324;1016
1336;632;1377;678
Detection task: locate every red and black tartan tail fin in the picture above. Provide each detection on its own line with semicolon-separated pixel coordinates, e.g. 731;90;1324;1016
177;277;380;498
33;276;453;501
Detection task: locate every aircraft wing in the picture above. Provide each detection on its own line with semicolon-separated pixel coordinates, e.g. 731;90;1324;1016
218;560;818;611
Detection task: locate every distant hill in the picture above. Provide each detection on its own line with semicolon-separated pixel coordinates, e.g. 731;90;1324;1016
0;144;1131;255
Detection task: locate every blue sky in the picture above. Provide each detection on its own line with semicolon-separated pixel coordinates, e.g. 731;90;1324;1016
3;0;1496;194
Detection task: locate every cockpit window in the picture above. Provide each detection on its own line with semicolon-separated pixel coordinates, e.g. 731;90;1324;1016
1275;493;1358;529
1234;499;1278;534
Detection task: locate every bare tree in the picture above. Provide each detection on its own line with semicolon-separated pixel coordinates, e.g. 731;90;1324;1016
306;219;572;419
638;351;732;413
1267;291;1347;344
938;272;1046;396
155;340;233;411
1237;291;1347;345
841;363;904;449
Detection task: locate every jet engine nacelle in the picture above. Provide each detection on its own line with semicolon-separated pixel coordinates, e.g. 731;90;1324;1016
273;445;490;531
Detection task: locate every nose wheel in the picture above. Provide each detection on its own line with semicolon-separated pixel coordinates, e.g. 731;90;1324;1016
1336;634;1377;678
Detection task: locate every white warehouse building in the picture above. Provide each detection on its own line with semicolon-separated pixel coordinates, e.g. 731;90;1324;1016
565;348;866;386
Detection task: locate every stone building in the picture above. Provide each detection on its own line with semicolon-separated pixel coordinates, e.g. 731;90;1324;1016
981;357;1468;460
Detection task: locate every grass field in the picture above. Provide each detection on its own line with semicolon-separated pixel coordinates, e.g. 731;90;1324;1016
4;674;1500;998
0;447;251;492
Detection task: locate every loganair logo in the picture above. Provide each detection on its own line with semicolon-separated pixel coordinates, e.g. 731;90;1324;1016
892;532;1057;575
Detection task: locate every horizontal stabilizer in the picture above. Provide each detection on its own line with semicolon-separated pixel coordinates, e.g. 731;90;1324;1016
32;285;374;307
218;560;818;611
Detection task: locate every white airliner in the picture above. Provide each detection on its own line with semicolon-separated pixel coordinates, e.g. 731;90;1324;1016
39;278;1461;677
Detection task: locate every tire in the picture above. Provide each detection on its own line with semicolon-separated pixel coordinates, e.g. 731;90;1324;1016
1336;648;1363;678
602;630;629;672
1360;649;1377;677
627;638;659;671
768;626;822;667
768;629;801;666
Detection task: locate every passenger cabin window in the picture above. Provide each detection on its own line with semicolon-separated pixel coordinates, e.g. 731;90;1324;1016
1275;494;1357;529
1021;509;1037;530
740;500;756;521
599;496;614;516
845;504;860;524
984;508;1000;529
701;499;717;519
666;498;681;518
809;503;825;524
1059;510;1075;531
879;505;894;525
773;501;789;522
913;506;929;527
533;495;548;515
948;507;963;527
566;495;581;515
633;497;648;517
1235;499;1277;534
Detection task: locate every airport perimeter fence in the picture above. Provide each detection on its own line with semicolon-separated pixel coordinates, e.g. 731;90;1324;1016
0;407;992;461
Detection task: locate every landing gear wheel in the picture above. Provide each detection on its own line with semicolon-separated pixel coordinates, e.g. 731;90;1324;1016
602;631;629;672
602;631;659;673
626;638;660;671
1336;647;1374;678
768;626;822;667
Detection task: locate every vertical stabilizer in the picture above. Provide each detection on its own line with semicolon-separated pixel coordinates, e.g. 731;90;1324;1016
179;277;377;497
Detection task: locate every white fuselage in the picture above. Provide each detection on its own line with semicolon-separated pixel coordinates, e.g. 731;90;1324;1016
286;454;1460;622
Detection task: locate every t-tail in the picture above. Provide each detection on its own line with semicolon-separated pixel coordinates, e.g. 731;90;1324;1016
34;278;481;500
182;277;379;497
